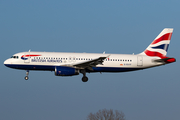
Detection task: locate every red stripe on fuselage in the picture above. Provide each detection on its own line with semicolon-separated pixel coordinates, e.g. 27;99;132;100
21;55;41;57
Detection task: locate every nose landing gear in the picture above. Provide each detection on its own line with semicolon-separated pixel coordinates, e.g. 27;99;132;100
25;70;29;80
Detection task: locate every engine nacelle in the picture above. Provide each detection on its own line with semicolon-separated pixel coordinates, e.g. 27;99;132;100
55;66;79;76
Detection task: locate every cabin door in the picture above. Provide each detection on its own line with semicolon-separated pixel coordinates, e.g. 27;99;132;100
137;56;143;66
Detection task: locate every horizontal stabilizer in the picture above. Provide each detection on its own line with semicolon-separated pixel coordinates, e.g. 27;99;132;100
154;57;176;63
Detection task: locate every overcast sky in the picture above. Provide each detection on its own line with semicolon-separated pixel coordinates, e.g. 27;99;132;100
1;0;180;120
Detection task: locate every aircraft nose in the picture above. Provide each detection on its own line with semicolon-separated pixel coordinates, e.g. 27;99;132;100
4;59;11;66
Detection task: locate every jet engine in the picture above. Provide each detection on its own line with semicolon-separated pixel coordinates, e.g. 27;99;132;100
55;66;79;76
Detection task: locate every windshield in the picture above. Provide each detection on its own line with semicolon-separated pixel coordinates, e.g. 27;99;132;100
11;56;19;59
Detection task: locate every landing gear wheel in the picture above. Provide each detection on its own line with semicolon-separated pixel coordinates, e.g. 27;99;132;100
25;76;29;80
25;70;29;80
82;76;88;82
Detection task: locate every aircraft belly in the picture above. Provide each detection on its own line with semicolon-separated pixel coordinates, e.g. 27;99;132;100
90;67;142;72
4;64;55;71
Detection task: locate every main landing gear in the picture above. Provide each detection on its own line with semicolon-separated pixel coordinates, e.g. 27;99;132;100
25;70;29;80
82;76;88;82
80;69;88;82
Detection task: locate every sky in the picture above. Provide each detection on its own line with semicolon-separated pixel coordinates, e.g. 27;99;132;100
0;0;180;120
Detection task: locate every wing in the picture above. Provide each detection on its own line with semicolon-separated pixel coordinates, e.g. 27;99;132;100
72;55;110;71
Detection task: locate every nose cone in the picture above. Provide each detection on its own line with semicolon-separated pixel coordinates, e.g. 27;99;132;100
4;59;11;67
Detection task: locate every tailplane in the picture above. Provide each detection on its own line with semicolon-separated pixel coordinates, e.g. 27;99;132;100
140;28;173;59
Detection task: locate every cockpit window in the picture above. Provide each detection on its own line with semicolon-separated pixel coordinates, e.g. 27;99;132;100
11;56;19;59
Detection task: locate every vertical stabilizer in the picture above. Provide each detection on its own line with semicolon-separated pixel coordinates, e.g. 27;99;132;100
140;28;173;58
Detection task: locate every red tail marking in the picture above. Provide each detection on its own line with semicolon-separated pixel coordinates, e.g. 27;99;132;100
151;33;172;45
166;58;176;63
144;50;167;59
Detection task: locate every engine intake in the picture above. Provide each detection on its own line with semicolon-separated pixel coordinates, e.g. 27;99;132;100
55;66;79;76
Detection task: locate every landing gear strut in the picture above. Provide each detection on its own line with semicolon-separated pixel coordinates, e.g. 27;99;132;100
25;70;29;80
80;69;88;82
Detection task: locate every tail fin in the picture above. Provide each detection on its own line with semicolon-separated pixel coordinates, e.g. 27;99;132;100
140;28;173;59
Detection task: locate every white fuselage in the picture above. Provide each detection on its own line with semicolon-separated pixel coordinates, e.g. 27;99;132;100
4;51;162;72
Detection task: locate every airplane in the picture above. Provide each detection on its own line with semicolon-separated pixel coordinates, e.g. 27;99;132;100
4;28;176;82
